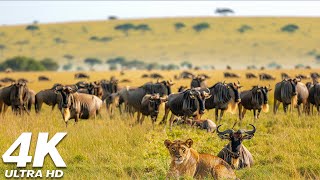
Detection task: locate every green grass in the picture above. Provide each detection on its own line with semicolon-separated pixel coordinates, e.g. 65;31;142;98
0;70;319;179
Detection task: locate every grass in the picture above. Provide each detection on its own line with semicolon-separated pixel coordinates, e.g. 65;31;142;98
0;69;319;179
0;17;319;68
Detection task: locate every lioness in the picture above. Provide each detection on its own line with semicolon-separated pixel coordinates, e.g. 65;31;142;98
164;139;237;180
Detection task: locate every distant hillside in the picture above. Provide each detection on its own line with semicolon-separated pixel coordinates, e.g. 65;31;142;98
0;17;319;69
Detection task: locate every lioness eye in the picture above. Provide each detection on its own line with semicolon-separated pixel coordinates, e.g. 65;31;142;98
182;148;186;152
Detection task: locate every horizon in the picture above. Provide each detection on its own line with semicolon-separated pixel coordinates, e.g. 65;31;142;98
1;1;320;25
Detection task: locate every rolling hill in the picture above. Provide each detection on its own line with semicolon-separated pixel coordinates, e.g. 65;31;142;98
0;17;319;69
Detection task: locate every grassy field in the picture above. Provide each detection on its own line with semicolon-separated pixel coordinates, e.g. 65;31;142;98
0;17;319;69
0;69;319;179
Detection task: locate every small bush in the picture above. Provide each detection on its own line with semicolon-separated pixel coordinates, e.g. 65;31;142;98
281;24;299;33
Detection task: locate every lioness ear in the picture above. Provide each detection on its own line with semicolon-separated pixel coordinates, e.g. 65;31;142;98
164;139;172;149
185;139;193;148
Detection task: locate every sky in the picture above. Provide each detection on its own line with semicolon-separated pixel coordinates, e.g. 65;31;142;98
0;1;320;25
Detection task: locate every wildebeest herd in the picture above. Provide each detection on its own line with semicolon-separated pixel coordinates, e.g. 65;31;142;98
0;70;319;179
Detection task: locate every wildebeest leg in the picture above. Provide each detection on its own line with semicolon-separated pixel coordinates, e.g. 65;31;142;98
140;115;145;125
169;113;175;131
273;99;280;114
219;110;225;122
283;103;288;113
51;104;56;111
160;105;169;125
238;104;243;120
253;109;257;120
238;109;247;126
297;104;301;116
317;105;320;115
215;108;219;122
136;112;141;124
257;109;261;119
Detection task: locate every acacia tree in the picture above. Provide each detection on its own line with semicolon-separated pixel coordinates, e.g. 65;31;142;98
135;24;151;34
114;23;135;36
84;58;102;68
174;22;186;32
25;25;39;36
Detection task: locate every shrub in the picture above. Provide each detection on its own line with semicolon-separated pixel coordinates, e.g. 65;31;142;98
0;56;46;71
192;23;210;32
40;58;59;71
281;24;299;33
238;25;252;33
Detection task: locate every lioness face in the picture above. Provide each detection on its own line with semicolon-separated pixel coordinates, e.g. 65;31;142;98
164;139;193;165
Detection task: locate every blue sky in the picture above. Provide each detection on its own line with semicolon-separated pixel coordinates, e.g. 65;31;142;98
1;1;320;25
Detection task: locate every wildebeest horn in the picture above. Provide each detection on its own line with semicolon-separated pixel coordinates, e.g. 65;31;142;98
216;125;234;139
237;80;240;85
167;79;175;85
245;124;256;135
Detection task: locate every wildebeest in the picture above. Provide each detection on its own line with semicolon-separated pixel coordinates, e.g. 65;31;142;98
0;77;15;83
273;79;299;114
281;73;290;80
141;74;149;78
17;78;29;83
296;74;309;80
217;124;255;169
74;73;90;79
161;88;211;130
259;73;275;80
238;86;272;122
188;119;216;133
224;72;240;78
150;73;164;79
205;82;242;122
0;82;29;115
120;79;131;83
246;73;257;79
307;82;320;114
55;86;102;126
190;75;207;88
177;86;187;92
136;93;167;128
174;71;195;79
105;92;120;116
35;86;62;113
26;89;35;112
38;75;51;81
310;72;320;79
296;81;309;115
124;80;174;116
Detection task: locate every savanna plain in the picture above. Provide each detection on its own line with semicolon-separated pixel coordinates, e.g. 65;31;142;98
0;69;319;179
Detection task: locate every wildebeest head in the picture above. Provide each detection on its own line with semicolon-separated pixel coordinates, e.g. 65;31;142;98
178;86;187;92
217;124;256;161
261;85;272;104
146;93;168;121
285;78;300;96
11;82;28;108
226;81;242;103
92;81;103;99
189;88;211;115
55;85;77;108
157;79;174;95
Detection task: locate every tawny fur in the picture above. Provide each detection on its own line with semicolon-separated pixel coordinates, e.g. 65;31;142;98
164;139;237;180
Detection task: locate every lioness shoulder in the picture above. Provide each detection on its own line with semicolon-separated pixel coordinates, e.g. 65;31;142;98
164;138;237;180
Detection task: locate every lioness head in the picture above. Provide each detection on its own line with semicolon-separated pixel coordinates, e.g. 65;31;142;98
164;139;193;165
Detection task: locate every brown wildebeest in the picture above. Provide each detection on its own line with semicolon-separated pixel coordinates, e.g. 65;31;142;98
238;86;272;123
35;87;62;113
281;72;290;80
0;77;15;83
120;79;131;83
246;73;257;79
259;73;275;80
0;82;29;115
177;86;187;92
38;75;51;81
224;72;240;78
150;73;164;79
205;81;242;122
273;78;299;114
187;119;217;133
190;75;207;88
296;82;309;115
74;73;90;79
217;124;255;169
55;86;102;127
27;89;35;112
296;74;309;80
